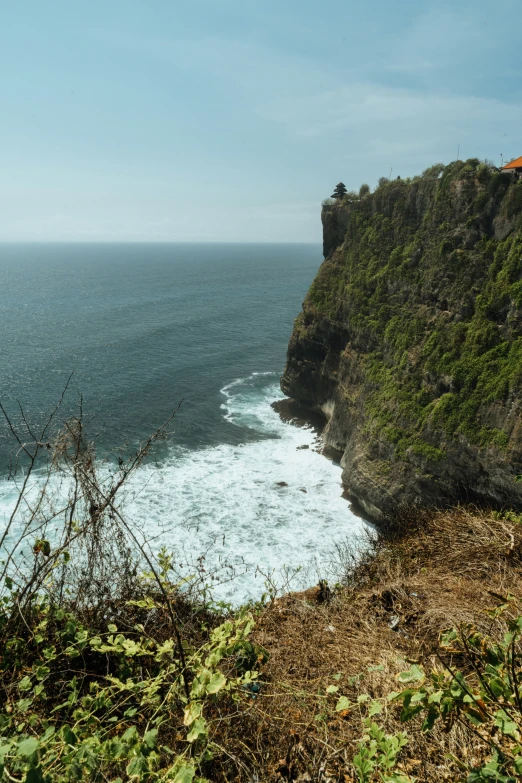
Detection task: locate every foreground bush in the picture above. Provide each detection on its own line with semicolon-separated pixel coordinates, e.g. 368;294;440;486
2;391;522;781
0;588;259;782
0;395;264;782
392;595;522;781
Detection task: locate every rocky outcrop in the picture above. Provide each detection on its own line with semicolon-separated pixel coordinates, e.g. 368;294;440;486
322;202;351;258
282;160;522;521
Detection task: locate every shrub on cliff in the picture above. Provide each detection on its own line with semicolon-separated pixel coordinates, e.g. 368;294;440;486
391;601;522;781
0;396;264;782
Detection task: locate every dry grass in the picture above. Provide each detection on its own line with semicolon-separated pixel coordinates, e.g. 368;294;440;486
208;507;522;782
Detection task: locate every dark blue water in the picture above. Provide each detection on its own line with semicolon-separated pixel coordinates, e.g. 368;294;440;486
0;242;320;468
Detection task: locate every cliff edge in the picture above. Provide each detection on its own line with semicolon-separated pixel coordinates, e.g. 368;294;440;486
282;159;522;520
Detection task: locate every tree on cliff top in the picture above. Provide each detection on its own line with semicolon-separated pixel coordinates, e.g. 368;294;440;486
331;182;347;199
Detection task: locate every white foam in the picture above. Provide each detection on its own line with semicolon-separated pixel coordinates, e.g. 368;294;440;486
121;374;369;602
0;374;370;604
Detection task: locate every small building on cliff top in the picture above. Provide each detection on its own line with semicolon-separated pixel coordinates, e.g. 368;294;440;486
501;156;522;178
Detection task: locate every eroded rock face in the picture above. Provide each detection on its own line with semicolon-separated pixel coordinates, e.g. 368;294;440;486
322;203;351;258
282;161;522;521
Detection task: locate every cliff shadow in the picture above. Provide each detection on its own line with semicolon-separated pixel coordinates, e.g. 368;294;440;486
271;397;326;435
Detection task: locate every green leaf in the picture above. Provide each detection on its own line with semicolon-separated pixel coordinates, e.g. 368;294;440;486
183;702;202;726
122;726;138;742
62;727;77;746
143;729;158;749
326;685;339;694
19;676;32;692
206;671;226;694
33;540;50;556
421;706;439;732
187;718;208;743
494;709;520;738
24;768;43;783
17;737;38;757
108;623;118;633
335;696;351;712
0;714;12;732
395;664;425;684
440;629;458;647
475;757;501;777
172;764;195;783
41;727;55;742
368;700;383;716
127;597;156;609
126;754;149;778
400;703;424;722
0;744;12;760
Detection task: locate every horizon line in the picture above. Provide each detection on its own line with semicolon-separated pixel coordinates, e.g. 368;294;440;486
0;239;322;246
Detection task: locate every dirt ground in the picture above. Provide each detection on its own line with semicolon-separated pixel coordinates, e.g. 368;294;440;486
210;507;522;782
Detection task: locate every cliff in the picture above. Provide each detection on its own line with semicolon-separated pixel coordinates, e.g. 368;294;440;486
282;159;522;520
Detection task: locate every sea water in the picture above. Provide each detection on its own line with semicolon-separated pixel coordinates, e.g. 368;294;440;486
0;243;368;602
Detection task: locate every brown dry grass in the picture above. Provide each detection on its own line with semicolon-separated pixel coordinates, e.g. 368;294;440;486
207;506;522;782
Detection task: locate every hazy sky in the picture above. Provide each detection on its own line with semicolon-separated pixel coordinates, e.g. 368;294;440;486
1;0;521;242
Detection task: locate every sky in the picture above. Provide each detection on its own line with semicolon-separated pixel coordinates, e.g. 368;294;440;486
1;0;521;243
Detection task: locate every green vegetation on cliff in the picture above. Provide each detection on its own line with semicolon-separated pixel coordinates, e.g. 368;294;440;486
307;159;522;459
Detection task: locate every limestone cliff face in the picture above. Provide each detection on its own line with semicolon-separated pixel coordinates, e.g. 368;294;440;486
282;160;522;521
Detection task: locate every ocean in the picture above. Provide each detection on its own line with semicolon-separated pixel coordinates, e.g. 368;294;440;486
0;243;368;601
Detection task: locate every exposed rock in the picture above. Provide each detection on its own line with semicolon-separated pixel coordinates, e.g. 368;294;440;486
271;398;325;433
322;201;351;257
282;160;522;521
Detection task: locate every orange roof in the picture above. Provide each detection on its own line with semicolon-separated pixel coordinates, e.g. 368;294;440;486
502;156;522;170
